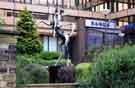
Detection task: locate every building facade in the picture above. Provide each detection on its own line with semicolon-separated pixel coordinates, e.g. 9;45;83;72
0;0;134;63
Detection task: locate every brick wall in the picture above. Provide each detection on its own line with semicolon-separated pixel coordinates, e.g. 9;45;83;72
0;45;16;88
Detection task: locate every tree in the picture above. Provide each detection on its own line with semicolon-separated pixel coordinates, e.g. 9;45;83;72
16;8;43;54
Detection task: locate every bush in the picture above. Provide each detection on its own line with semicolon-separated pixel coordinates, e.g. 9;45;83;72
89;45;135;88
16;53;67;85
24;64;49;84
16;52;66;66
38;52;61;60
16;63;49;88
76;63;92;82
16;62;31;88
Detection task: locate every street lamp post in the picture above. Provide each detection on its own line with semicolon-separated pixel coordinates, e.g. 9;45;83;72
102;9;111;47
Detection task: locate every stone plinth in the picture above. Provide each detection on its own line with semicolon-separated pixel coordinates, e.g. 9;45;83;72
25;83;78;88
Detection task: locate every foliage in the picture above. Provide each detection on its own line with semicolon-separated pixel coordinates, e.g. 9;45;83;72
16;51;67;86
37;51;61;60
75;63;92;82
16;8;43;54
16;60;33;88
0;17;5;26
24;64;49;83
16;53;66;66
86;45;135;88
16;63;49;88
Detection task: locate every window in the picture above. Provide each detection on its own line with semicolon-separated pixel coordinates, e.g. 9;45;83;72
32;0;40;4
123;3;128;10
87;32;103;50
7;11;12;16
15;0;20;3
58;0;62;6
39;0;47;5
33;13;48;20
118;3;123;11
25;0;32;4
48;0;53;5
43;36;59;52
99;4;103;12
49;37;57;52
43;37;49;51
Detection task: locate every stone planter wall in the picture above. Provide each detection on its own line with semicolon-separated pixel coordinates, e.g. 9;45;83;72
0;74;16;88
25;83;78;88
0;46;16;88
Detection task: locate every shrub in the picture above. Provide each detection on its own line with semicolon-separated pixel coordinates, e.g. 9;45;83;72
16;54;67;85
89;45;135;88
24;64;49;84
16;53;66;66
16;63;49;88
16;62;31;88
76;63;92;82
38;51;61;60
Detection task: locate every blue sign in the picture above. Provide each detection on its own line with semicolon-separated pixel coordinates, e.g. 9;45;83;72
85;19;116;29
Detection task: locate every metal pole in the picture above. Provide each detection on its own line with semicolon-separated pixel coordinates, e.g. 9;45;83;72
13;0;16;30
105;14;107;47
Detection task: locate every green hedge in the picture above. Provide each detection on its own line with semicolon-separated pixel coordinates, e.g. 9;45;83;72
89;46;135;88
16;63;49;88
16;52;67;87
76;63;92;82
37;51;60;60
16;55;66;66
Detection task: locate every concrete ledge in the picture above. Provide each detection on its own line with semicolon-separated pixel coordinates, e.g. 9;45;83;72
25;83;78;88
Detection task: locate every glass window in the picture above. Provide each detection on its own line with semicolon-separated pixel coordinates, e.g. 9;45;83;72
49;37;57;52
123;3;128;10
15;0;21;2
43;36;49;51
48;0;53;5
33;13;48;20
32;0;39;4
7;11;12;16
39;0;46;5
99;4;104;12
43;36;58;52
118;3;123;11
87;32;103;50
114;2;116;12
25;0;32;4
58;0;62;5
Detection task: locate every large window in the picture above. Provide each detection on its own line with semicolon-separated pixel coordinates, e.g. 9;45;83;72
87;31;103;50
43;36;62;52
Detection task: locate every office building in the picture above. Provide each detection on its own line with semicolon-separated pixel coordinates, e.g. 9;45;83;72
0;0;134;63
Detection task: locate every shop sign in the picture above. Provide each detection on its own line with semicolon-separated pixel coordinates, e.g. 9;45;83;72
85;19;116;29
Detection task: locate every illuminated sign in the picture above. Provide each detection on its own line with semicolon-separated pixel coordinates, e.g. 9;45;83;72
85;19;116;29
